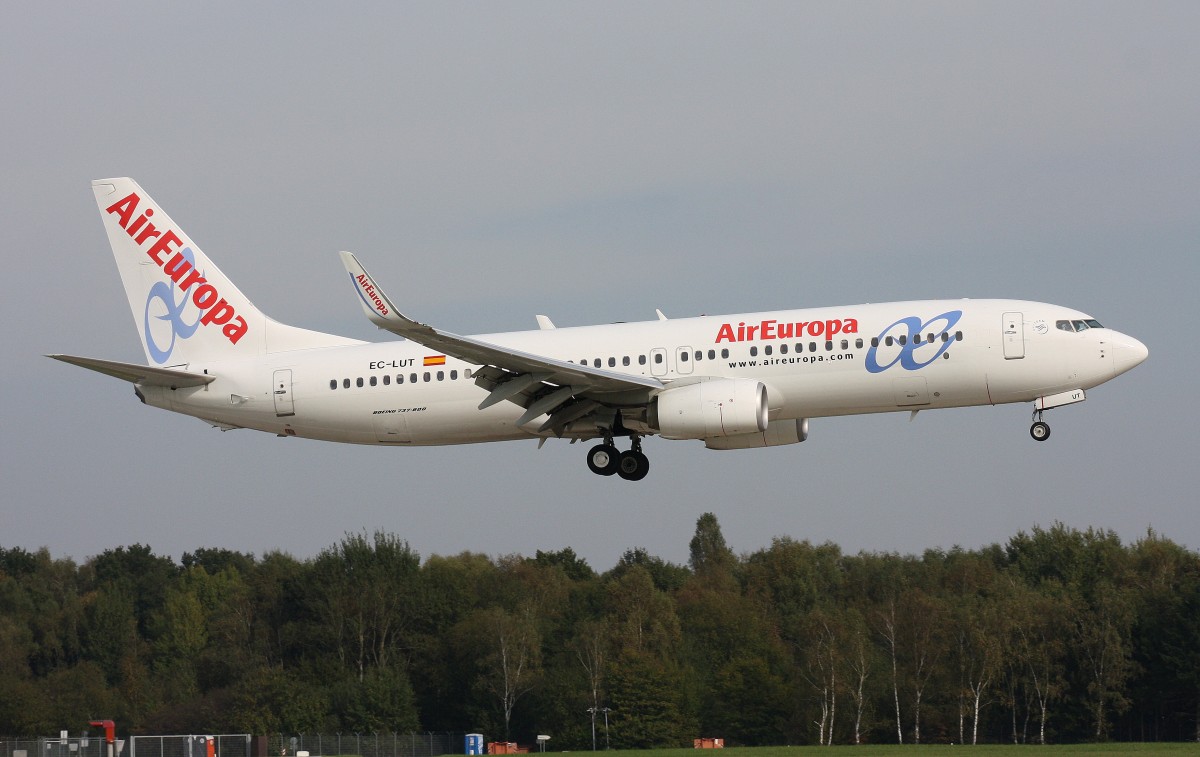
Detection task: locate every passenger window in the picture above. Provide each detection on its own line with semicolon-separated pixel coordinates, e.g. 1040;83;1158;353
871;337;879;347
780;344;788;355
356;377;364;387
594;358;601;368
608;357;616;367
825;341;833;351
397;374;405;384
941;333;949;342
383;375;390;386
763;345;771;356
695;350;702;361
796;343;803;353
721;349;729;359
451;370;458;380
855;338;863;348
955;331;963;341
410;373;418;383
841;339;848;350
437;371;444;381
749;346;758;357
680;352;689;362
423;372;430;382
329;380;337;390
899;335;907;346
623;356;630;366
885;336;894;347
343;378;351;389
654;353;663;364
809;342;817;352
370;376;377;386
639;355;647;365
465;369;472;379
708;349;716;360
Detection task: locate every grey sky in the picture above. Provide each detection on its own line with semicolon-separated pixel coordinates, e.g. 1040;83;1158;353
2;2;1196;569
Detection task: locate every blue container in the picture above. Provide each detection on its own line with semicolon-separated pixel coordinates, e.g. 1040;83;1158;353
465;735;484;755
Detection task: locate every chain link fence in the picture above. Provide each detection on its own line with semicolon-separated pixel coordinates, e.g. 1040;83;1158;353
1;739;122;757
3;734;463;757
267;734;464;757
130;737;250;757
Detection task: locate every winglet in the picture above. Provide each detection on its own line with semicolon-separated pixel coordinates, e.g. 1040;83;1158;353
338;251;409;331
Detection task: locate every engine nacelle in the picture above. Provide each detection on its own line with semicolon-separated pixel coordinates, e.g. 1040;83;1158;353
705;418;809;450
653;379;768;440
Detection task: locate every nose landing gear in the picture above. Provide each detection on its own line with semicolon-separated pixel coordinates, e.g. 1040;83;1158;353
586;435;650;480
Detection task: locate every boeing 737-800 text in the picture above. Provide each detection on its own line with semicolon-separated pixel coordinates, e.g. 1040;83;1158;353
51;178;1148;481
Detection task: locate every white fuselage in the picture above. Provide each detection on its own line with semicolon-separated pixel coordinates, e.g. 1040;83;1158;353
138;298;1146;446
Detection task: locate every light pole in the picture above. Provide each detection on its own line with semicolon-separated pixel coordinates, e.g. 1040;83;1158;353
600;708;611;749
586;707;598;751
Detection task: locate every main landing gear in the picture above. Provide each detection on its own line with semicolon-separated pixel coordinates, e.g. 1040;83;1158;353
1030;409;1051;441
587;435;650;481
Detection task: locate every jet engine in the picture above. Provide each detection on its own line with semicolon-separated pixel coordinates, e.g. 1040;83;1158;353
652;378;768;440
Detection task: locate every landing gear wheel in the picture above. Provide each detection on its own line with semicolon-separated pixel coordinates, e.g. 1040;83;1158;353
587;444;620;476
1030;421;1051;441
617;450;650;481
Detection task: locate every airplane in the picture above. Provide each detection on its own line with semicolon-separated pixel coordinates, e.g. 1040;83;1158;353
50;178;1148;481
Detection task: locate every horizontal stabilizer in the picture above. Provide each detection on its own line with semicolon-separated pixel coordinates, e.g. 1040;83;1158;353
47;354;215;388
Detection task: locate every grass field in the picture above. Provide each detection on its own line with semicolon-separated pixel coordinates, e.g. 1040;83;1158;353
579;745;1200;757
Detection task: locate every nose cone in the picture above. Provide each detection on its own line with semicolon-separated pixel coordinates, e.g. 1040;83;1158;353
1112;334;1149;377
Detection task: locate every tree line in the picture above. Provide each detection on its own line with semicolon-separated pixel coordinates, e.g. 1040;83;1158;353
1;516;1198;745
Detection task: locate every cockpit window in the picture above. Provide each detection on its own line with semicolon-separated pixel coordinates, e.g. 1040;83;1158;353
1059;318;1104;332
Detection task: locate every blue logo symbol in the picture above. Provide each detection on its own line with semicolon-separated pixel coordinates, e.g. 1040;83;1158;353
143;247;202;364
865;309;962;373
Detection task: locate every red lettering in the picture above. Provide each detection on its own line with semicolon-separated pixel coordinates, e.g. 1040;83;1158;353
134;222;163;245
826;319;842;337
127;209;154;237
105;193;138;227
811;321;824;336
200;298;234;325
777;322;794;339
716;323;735;342
747;324;758;340
162;252;193;282
761;320;776;339
145;229;181;264
192;284;219;309
178;267;207;291
223;316;248;344
845;318;859;333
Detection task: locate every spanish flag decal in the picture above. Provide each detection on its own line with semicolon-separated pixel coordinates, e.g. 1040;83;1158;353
423;355;446;367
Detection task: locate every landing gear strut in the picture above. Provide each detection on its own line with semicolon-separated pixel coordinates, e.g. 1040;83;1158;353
1030;409;1051;441
586;435;650;480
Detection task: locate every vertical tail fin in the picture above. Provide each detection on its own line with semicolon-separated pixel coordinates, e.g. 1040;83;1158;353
92;178;358;365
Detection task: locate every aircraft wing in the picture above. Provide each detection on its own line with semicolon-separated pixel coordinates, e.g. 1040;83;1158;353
339;252;663;433
47;354;215;388
339;252;662;393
